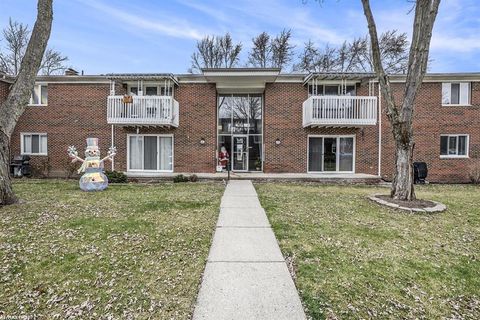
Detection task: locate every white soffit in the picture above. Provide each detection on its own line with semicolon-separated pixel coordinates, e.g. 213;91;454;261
202;68;280;92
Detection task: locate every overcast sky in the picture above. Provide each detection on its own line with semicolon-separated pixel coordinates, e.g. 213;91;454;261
1;0;479;74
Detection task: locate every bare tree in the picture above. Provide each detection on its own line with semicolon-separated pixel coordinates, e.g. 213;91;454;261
295;40;319;72
40;48;69;75
248;32;271;68
248;29;295;70
271;29;295;69
361;0;440;200
0;0;53;205
295;30;408;73
0;18;68;76
190;33;242;73
361;30;409;74
0;19;29;76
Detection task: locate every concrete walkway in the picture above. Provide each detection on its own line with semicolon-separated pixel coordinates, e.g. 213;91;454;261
193;180;306;320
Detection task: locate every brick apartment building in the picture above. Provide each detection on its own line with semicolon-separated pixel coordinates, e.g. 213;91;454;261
1;68;479;183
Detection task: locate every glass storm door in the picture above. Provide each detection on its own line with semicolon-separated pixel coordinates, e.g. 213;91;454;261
233;135;248;171
339;137;354;172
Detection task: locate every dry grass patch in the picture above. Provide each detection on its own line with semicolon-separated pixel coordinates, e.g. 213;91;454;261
255;183;480;319
0;180;223;319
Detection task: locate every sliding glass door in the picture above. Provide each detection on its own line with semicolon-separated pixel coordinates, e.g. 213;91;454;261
128;135;173;172
308;136;355;172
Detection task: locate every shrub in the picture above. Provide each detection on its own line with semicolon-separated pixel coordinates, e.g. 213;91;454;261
62;158;78;179
469;162;480;184
105;170;128;183
189;174;199;182
173;174;189;183
31;157;51;178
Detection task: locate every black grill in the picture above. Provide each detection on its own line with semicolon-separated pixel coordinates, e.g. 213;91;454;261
413;162;428;184
10;155;32;177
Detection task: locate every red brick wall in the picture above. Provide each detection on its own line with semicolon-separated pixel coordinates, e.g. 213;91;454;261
11;83;113;177
11;82;218;177
263;82;379;175
9;77;480;182
0;80;9;102
112;83;217;173
380;82;480;183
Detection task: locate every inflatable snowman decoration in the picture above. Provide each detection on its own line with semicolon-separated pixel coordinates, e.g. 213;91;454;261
67;138;117;191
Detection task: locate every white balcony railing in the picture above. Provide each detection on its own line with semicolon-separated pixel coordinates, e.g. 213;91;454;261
107;95;179;127
303;95;377;127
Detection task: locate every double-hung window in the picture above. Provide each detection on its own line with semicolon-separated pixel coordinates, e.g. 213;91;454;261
29;84;48;106
440;135;469;158
21;133;48;155
442;82;470;105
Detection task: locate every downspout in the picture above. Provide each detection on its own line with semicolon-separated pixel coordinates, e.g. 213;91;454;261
111;124;115;171
110;80;115;171
377;82;382;177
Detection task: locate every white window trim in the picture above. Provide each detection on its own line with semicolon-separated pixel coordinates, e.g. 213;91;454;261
28;83;48;106
439;134;469;159
441;82;471;107
127;134;174;173
20;132;48;156
307;134;356;173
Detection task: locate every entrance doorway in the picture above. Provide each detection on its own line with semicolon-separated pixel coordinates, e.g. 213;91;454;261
308;136;355;172
217;94;263;172
232;135;248;171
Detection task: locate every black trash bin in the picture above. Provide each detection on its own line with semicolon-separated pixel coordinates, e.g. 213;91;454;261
10;155;32;177
413;162;428;184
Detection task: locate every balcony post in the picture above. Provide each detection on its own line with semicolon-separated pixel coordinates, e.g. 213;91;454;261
109;80;115;95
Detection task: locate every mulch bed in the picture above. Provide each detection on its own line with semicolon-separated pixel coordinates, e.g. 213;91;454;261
376;195;437;209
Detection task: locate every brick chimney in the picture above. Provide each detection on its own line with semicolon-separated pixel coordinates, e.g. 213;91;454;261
65;68;79;76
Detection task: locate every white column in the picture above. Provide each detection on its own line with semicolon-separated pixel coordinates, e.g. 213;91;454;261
110;80;115;95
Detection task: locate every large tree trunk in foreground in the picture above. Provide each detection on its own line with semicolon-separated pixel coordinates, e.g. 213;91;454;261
391;141;415;200
361;0;440;200
0;132;16;204
0;0;53;206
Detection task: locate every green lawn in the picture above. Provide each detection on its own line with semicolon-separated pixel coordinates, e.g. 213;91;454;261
255;183;480;319
0;180;223;319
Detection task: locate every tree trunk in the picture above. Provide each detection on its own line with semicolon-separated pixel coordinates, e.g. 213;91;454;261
391;141;415;200
361;0;440;201
0;0;53;206
0;132;17;205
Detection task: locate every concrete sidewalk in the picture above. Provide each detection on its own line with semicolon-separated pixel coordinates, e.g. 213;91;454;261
193;180;306;320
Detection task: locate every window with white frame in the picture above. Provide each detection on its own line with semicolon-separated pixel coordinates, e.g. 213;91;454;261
21;133;48;155
308;84;356;96
440;134;469;157
127;83;173;96
128;135;173;171
29;84;48;105
442;82;470;105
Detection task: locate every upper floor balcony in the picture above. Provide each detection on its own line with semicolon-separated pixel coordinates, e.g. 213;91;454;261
107;95;179;127
302;95;378;128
